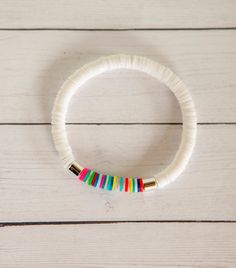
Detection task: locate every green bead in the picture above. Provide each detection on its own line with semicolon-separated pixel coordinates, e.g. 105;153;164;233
87;171;95;185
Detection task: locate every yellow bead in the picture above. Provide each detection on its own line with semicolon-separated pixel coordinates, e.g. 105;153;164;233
129;178;133;192
112;176;117;190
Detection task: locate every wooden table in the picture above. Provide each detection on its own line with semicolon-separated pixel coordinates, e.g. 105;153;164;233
0;1;236;267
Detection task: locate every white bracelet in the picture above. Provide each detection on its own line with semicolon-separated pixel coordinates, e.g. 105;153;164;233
51;54;197;192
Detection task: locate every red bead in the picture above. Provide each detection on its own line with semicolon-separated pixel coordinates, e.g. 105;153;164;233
91;172;98;186
139;178;144;192
125;178;129;192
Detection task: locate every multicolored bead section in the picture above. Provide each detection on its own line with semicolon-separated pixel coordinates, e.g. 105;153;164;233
77;167;144;192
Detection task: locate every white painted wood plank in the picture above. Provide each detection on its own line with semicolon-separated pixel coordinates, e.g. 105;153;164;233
0;0;236;29
1;125;235;222
1;223;236;267
0;30;236;123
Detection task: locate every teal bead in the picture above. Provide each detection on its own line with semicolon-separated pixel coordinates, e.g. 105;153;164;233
83;170;92;182
133;178;137;192
102;175;107;189
119;177;124;191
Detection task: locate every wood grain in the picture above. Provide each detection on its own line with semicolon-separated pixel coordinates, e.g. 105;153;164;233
0;0;236;29
1;124;235;222
0;30;236;123
1;223;236;267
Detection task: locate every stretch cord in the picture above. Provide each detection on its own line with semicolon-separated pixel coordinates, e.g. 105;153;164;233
51;54;197;191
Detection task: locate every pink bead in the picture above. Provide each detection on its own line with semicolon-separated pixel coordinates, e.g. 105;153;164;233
99;174;105;188
78;168;89;181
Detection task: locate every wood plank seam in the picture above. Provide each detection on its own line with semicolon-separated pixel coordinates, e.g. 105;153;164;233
1;220;236;228
0;123;236;125
1;27;235;31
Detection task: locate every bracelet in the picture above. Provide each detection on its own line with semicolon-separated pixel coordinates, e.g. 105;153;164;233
51;54;197;192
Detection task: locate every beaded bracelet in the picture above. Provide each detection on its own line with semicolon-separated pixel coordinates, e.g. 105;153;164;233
51;54;197;192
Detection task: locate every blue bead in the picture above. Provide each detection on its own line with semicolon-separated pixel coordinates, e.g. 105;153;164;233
93;173;100;187
137;179;141;192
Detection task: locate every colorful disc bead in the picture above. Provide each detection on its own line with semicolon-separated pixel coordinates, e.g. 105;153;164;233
78;168;144;193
